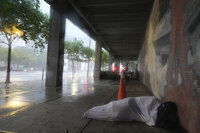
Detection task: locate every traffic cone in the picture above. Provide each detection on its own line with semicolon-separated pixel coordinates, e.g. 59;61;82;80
117;72;127;100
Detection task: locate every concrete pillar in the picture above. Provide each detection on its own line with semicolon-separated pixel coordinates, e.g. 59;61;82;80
108;54;113;71
46;7;66;87
94;40;102;79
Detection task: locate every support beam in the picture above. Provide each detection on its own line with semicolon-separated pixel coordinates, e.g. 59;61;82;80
67;0;113;54
46;7;66;87
77;0;152;7
79;1;150;7
94;40;102;79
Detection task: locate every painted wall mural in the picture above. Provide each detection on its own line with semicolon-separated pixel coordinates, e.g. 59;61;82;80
138;0;200;133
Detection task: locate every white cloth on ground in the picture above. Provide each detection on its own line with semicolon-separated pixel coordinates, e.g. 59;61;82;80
83;96;161;126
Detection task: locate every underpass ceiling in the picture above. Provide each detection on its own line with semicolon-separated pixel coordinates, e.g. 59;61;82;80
46;0;154;60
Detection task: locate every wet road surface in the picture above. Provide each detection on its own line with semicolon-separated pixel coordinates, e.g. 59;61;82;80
0;71;93;82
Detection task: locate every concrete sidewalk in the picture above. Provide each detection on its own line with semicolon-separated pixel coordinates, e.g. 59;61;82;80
81;81;173;133
0;80;180;133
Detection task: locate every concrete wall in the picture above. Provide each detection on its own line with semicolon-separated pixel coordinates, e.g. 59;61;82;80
138;0;200;133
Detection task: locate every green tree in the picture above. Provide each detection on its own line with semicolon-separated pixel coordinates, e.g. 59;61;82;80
11;46;46;70
82;46;94;76
12;47;36;70
64;39;84;75
0;0;49;83
101;50;109;71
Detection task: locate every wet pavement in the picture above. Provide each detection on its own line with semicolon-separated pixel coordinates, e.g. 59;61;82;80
0;73;99;117
0;71;90;82
0;74;178;133
0;71;45;82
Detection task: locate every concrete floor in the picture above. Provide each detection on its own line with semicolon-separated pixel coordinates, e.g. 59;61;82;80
0;78;182;133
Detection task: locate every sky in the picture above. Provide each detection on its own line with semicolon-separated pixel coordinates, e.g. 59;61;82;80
0;0;96;49
40;0;96;49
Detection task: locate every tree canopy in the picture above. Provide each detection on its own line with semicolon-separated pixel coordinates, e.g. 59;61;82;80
82;46;94;62
0;0;49;83
102;50;109;65
0;46;46;70
0;0;49;48
101;50;109;70
64;39;95;75
11;47;36;67
64;39;84;62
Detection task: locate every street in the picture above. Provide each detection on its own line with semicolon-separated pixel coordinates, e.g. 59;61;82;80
0;71;45;82
0;71;93;83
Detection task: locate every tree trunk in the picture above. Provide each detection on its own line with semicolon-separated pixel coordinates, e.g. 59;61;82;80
72;60;75;77
5;43;11;84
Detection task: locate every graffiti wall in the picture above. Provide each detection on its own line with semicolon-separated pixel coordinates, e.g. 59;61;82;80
138;0;200;133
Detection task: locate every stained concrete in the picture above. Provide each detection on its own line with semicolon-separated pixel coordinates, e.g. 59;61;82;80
138;1;200;132
46;7;66;87
0;79;180;133
94;40;102;79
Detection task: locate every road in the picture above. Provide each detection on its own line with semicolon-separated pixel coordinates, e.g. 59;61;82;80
0;71;93;83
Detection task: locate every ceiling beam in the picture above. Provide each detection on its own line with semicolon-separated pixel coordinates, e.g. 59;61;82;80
97;28;146;34
94;21;148;28
106;40;142;43
67;0;113;53
100;31;145;35
113;55;139;60
67;0;98;35
105;38;143;42
83;7;152;16
89;17;149;23
85;12;150;17
102;33;144;37
103;36;144;41
76;0;153;7
107;42;142;46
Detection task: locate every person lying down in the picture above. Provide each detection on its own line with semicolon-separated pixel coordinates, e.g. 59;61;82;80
83;96;180;130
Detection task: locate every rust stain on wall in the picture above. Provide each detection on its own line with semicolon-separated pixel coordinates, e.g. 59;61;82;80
166;0;200;132
138;0;200;133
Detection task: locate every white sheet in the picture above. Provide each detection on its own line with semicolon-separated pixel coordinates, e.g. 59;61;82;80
84;96;161;126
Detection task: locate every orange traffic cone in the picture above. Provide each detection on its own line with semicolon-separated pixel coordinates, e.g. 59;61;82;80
117;72;127;100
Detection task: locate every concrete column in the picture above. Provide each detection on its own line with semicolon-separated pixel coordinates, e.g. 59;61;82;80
46;7;66;87
108;54;113;71
94;40;102;79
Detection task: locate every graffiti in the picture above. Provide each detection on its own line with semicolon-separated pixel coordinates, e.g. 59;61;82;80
138;0;200;133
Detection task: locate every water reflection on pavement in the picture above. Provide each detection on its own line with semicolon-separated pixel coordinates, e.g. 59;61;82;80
0;72;96;118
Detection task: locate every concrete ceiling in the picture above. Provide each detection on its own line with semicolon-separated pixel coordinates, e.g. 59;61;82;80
46;0;154;60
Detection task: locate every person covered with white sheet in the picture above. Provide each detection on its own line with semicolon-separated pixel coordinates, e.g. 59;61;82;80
83;96;180;130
